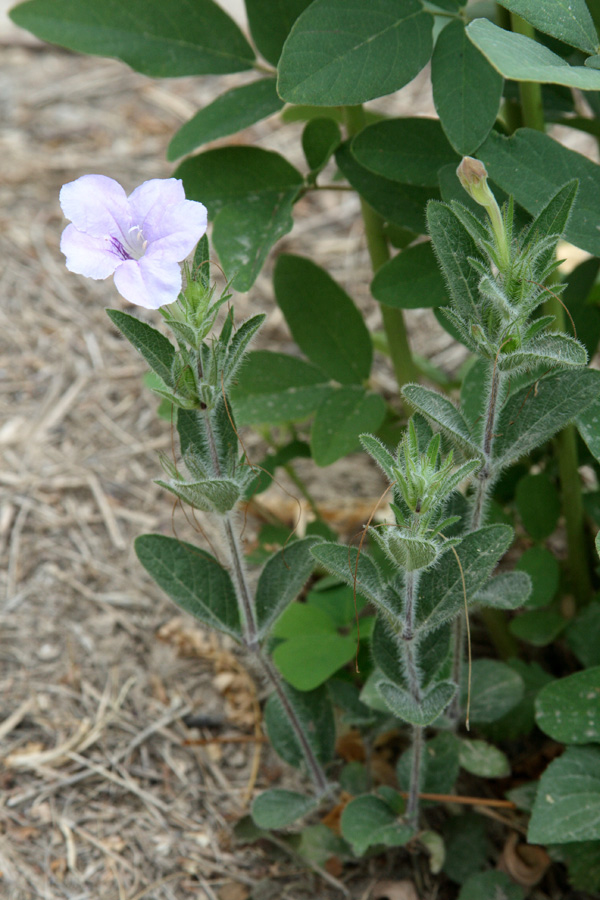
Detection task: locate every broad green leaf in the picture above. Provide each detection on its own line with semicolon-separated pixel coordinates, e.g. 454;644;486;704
458;739;510;778
577;396;600;463
458;872;524;900
177;401;237;478
340;795;412;855
10;0;255;76
397;732;460;794
416;526;513;634
567;602;600;667
308;582;367;628
432;20;502;156
274;254;372;384
273;631;357;690
372;619;453;691
302;117;341;174
536;667;600;743
493;369;600;470
495;0;598;54
295;823;350;868
478;128;600;256
134;534;241;639
509;609;567;646
563;257;600;359
371;242;448;310
515;472;561;540
264;682;335;768
561;840;600;893
277;0;433;106
522;180;579;272
175;147;303;291
443;814;490;886
463;659;524;724
426;201;481;321
167;79;284;161
310;543;398;617
473;571;531;610
515;547;559;608
311;387;386;467
352;118;459;187
251;789;317;829
230;350;331;426
402;384;480;456
336;142;437;233
485;659;553;743
377;679;456;726
255;537;321;638
245;0;313;65
467;19;600;91
528;746;600;843
106;309;175;385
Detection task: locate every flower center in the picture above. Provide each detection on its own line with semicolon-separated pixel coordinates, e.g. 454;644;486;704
110;225;148;261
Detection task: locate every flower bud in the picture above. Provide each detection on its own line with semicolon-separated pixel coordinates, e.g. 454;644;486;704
457;157;510;271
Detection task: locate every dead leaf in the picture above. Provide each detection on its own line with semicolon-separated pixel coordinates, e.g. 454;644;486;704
371;879;420;900
498;832;551;887
336;729;366;762
320;791;352;834
324;856;344;877
218;883;250;900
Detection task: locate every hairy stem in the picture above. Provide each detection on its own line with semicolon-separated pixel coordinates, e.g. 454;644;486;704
343;105;419;389
258;653;329;796
403;570;424;828
406;725;424;828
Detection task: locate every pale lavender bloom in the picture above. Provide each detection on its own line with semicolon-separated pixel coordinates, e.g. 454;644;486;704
60;175;208;309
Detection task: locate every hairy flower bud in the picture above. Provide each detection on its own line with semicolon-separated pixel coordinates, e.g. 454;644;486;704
457;157;510;271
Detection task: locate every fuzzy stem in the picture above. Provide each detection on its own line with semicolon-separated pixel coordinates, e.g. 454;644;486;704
403;570;424;828
258;654;330;796
406;725;424;828
343;105;419;389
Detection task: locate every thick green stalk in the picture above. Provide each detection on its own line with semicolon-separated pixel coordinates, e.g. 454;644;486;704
344;105;419;388
509;14;545;132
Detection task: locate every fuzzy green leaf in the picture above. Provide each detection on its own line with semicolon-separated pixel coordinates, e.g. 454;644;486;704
340;795;412;855
426;201;482;321
402;384;480;456
377;679;456;726
464;659;524;724
277;0;433;106
498;333;588;372
567;602;600;667
10;0;256;75
529;746;600;843
459;739;510;778
473;571;531;610
432;19;503;156
397;731;460;795
251;789;317;829
310;543;402;619
536;667;600;744
135;534;241;639
458;872;524;900
106;309;175;385
577;396;600;463
155;477;240;514
255;537;321;639
264;682;335;768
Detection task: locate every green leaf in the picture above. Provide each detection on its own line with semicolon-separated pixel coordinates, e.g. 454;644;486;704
515;472;561;540
432;20;503;156
510;609;566;646
416;526;513;634
467;19;600;91
302;117;341;174
577;396;600;464
473;571;531;610
175;147;303;292
499;332;588;372
522;179;579;270
245;0;313;65
458;739;510;778
528;746;600;843
352;118;459;187
336;141;437;233
106;309;175;385
255;538;321;639
371;242;448;310
515;546;560;608
478;128;600;257
372;619;453;691
230;350;330;426
495;0;599;54
536;667;600;744
311;388;386;467
264;682;335;768
443;814;490;886
463;659;524;724
251;789;317;829
561;841;600;893
134;535;241;640
564;257;600;359
277;0;433;106
376;679;456;726
274;254;372;384
426;201;482;321
167;79;284;161
567;602;600;667
10;0;255;76
155;477;241;515
310;543;400;618
273;632;357;691
493;369;600;470
341;794;412;855
402;384;480;456
484;659;553;743
397;732;460;794
458;872;524;900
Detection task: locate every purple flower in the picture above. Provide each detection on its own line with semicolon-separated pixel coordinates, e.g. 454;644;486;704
59;175;208;309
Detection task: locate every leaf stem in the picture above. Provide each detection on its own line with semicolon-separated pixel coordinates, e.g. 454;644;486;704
509;14;545;132
343;105;419;390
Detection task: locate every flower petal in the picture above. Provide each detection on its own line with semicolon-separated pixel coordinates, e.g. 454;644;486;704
144;199;208;261
128;178;186;225
113;257;182;309
60;174;130;239
60;224;120;279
